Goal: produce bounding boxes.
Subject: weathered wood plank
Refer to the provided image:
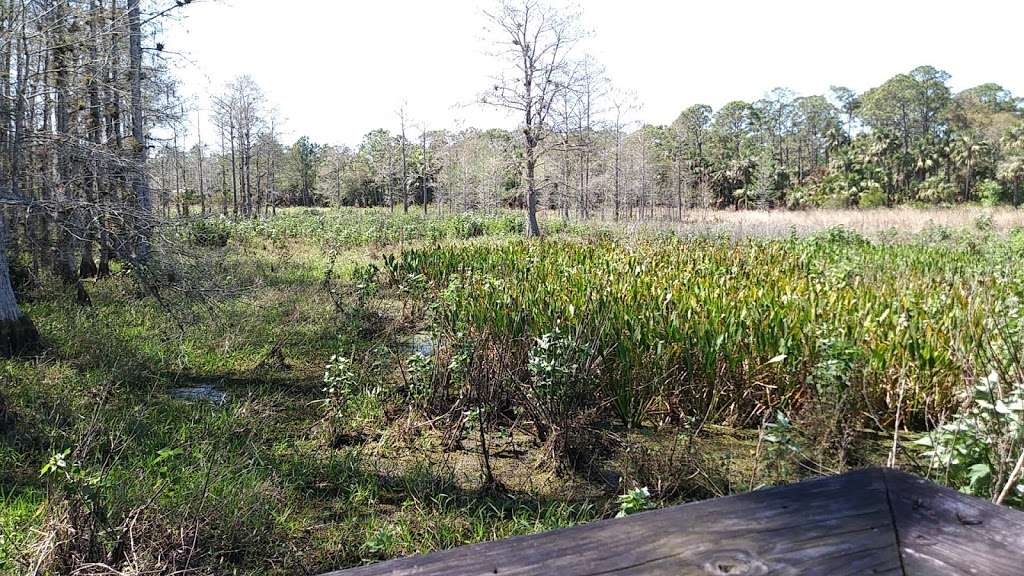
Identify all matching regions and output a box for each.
[327,468,903,576]
[884,468,1024,576]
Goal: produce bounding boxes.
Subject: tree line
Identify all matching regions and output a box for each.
[158,2,1024,230]
[322,66,1024,216]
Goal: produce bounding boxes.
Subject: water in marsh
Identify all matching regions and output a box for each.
[407,333,436,357]
[169,384,229,406]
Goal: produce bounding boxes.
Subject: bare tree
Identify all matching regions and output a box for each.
[211,76,267,218]
[609,90,639,222]
[196,109,206,214]
[398,105,410,213]
[0,0,192,356]
[482,0,583,237]
[420,123,430,215]
[129,0,152,257]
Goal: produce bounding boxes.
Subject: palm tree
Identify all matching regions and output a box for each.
[950,134,990,200]
[912,140,943,183]
[823,125,848,168]
[1001,125,1024,153]
[997,125,1024,205]
[863,132,899,197]
[997,156,1024,206]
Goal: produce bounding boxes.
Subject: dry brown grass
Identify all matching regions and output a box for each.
[577,206,1024,239]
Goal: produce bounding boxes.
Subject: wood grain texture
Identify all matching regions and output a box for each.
[326,468,903,576]
[324,468,1024,576]
[884,468,1024,576]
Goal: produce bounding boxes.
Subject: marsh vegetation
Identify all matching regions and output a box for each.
[2,1,1024,574]
[2,207,1023,574]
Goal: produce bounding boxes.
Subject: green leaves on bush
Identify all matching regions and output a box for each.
[916,371,1024,504]
[615,487,653,518]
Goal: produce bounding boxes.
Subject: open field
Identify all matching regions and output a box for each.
[2,208,1023,575]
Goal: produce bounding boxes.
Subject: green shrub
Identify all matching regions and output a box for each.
[915,371,1024,505]
[977,179,1005,207]
[615,487,653,517]
[858,184,888,208]
[1009,227,1024,254]
[526,329,596,437]
[452,215,485,239]
[188,218,232,247]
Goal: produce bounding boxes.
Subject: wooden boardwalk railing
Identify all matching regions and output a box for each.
[323,468,1024,575]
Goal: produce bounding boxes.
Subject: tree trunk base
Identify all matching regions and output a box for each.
[0,389,11,434]
[80,249,99,279]
[0,316,40,357]
[75,282,92,306]
[97,258,111,278]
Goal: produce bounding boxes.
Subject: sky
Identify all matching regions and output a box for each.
[162,0,1024,148]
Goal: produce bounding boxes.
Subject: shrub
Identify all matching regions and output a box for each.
[406,348,435,406]
[451,215,484,239]
[977,179,1005,207]
[915,371,1024,505]
[323,354,359,407]
[526,330,596,441]
[491,214,525,235]
[858,183,888,208]
[1009,227,1024,254]
[188,218,232,247]
[784,185,812,210]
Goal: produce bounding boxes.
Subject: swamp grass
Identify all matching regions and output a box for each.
[1,208,1021,574]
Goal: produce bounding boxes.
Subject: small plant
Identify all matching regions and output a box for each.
[406,350,434,406]
[916,371,1024,505]
[808,333,858,397]
[815,225,868,247]
[151,446,184,477]
[451,214,484,239]
[39,448,74,481]
[527,330,589,404]
[974,213,995,233]
[363,524,400,557]
[764,412,800,455]
[615,486,653,517]
[761,411,804,481]
[351,263,380,301]
[526,329,595,442]
[323,353,359,407]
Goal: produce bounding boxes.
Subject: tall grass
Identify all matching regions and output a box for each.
[390,227,1024,428]
[215,208,532,249]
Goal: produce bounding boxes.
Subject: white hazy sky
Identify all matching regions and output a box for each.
[163,0,1024,147]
